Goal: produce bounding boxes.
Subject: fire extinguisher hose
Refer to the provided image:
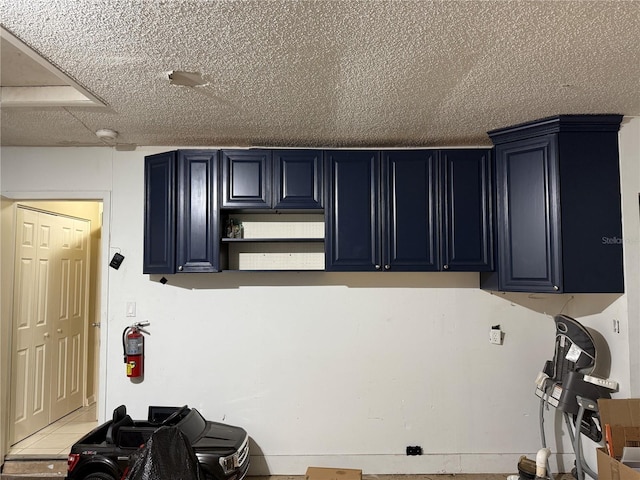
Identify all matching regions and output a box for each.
[122,326,131,363]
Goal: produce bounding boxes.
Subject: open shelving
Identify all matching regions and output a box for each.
[219,212,325,271]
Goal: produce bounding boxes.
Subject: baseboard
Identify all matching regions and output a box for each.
[246,453,577,476]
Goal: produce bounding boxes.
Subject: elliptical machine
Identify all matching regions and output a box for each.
[534,314,618,479]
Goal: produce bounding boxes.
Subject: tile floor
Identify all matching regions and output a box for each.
[7,404,97,457]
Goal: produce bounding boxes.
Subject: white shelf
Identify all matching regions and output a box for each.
[222,212,325,271]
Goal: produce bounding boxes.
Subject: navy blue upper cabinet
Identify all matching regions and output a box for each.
[325,149,493,272]
[493,136,561,291]
[325,150,381,271]
[221,149,323,209]
[176,150,220,272]
[383,150,439,271]
[441,149,493,271]
[325,150,441,272]
[273,150,323,209]
[144,151,176,274]
[221,150,272,208]
[481,115,624,293]
[143,150,220,274]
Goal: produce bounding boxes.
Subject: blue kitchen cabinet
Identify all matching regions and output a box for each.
[324,150,381,271]
[143,150,220,274]
[441,149,493,271]
[481,115,624,293]
[221,149,323,209]
[273,150,323,209]
[382,150,440,271]
[176,150,220,272]
[221,150,271,209]
[144,151,176,274]
[325,149,493,272]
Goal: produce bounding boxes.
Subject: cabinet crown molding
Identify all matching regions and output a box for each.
[488,114,623,145]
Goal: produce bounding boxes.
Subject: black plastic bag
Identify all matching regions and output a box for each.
[124,426,202,480]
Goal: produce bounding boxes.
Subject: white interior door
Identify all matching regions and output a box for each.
[12,208,54,442]
[11,207,90,443]
[50,216,89,421]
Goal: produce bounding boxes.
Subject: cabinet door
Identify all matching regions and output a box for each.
[382,150,439,271]
[495,135,562,291]
[176,150,220,272]
[325,150,380,271]
[143,151,176,274]
[441,149,493,271]
[221,150,271,208]
[273,150,323,209]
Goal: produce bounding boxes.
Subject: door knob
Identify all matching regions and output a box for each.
[56,328,62,333]
[44,332,50,338]
[91,323,101,328]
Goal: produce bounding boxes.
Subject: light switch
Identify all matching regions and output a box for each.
[126,302,136,317]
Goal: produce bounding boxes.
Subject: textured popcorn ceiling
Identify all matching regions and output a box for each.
[1,0,639,148]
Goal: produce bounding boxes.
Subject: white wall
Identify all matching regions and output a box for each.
[0,196,16,462]
[618,116,640,397]
[1,120,638,476]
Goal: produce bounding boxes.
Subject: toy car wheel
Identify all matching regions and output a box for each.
[81,472,116,480]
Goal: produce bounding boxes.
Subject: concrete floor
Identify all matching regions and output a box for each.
[4,408,577,480]
[1,473,577,480]
[254,476,576,480]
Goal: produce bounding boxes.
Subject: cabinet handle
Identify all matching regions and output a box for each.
[178,265,183,271]
[553,285,559,291]
[384,264,390,270]
[44,333,50,338]
[443,264,449,270]
[57,328,63,333]
[375,264,381,270]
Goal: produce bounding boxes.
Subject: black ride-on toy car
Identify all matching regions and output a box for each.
[65,405,249,480]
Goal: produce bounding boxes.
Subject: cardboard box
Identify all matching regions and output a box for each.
[621,447,640,469]
[306,467,362,480]
[597,399,640,480]
[598,448,640,480]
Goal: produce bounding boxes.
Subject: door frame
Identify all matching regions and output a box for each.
[1,191,111,460]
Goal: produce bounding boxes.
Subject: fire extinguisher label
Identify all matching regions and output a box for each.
[126,337,143,355]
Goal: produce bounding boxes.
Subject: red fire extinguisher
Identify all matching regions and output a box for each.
[122,321,150,378]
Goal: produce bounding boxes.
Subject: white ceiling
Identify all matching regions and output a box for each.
[1,1,639,149]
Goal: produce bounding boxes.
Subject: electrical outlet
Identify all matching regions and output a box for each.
[489,329,502,345]
[406,446,423,456]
